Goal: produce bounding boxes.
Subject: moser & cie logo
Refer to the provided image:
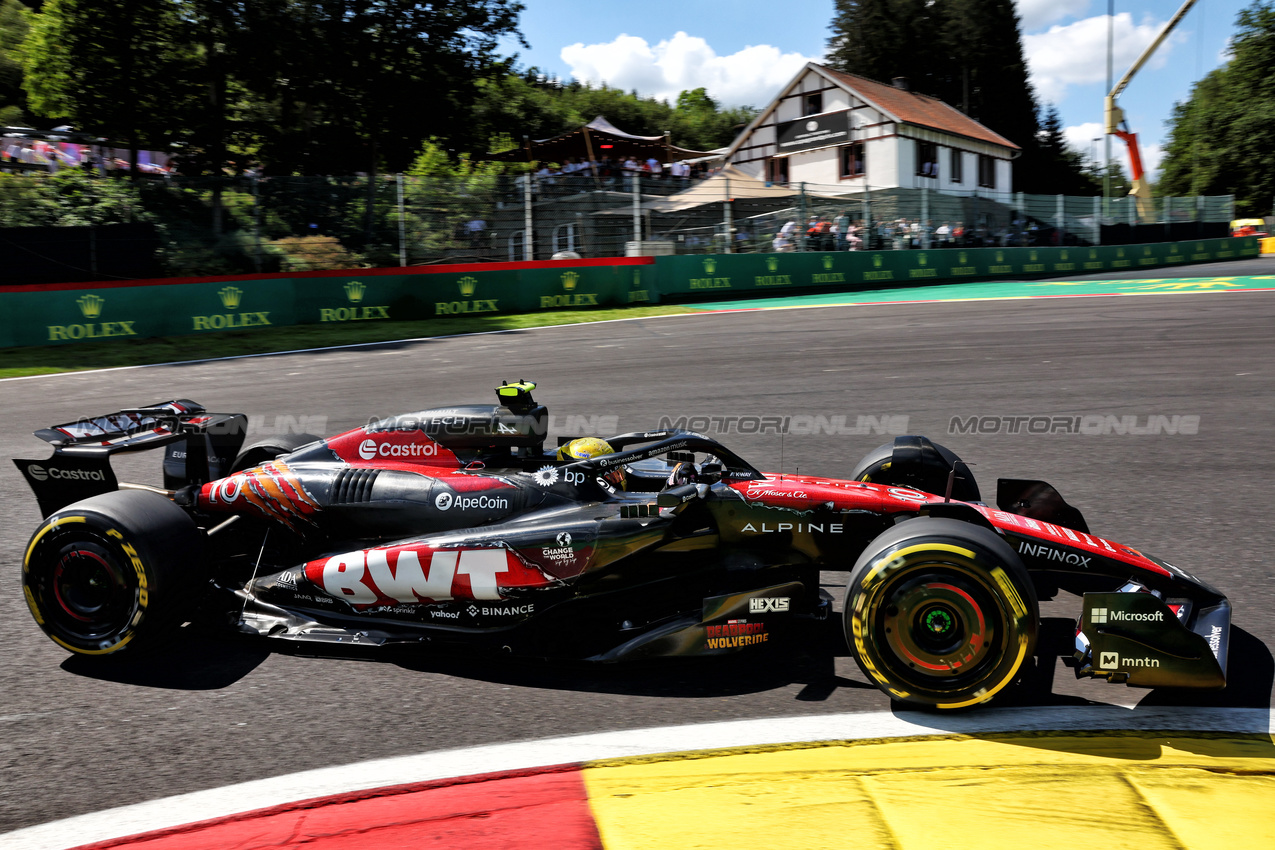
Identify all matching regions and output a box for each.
[321,280,391,323]
[690,256,730,290]
[192,285,271,330]
[48,293,139,341]
[436,276,499,316]
[540,270,599,308]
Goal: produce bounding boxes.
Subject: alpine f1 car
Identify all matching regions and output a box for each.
[15,382,1230,709]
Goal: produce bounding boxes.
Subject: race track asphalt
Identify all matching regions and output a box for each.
[1,261,1272,833]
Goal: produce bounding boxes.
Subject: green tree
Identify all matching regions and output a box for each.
[0,0,31,126]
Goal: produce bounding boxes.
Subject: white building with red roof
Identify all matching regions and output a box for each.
[725,63,1019,202]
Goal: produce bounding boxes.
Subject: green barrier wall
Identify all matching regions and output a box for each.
[0,238,1257,348]
[654,237,1258,296]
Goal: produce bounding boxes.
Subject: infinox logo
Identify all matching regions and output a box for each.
[26,465,105,482]
[358,438,438,460]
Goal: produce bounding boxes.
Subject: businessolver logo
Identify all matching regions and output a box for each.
[193,285,271,331]
[48,292,139,342]
[436,275,498,316]
[321,280,391,323]
[540,270,598,309]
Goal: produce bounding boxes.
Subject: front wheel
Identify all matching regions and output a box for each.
[845,517,1038,709]
[22,490,203,657]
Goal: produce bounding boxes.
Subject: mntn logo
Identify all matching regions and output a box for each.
[1099,651,1119,668]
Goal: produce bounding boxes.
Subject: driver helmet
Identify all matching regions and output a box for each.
[557,436,625,490]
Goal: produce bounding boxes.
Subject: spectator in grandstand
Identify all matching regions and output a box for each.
[934,221,952,246]
[645,156,662,177]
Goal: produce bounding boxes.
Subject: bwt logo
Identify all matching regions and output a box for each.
[218,286,244,309]
[77,294,105,318]
[458,276,478,297]
[344,281,366,303]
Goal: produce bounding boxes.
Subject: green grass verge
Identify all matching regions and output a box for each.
[0,305,693,379]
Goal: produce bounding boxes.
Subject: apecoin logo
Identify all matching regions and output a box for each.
[435,492,454,511]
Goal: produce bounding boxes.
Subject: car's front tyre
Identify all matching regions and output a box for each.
[845,517,1038,709]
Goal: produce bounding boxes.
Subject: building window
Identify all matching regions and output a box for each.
[768,156,789,185]
[916,141,938,177]
[950,148,963,183]
[978,154,996,189]
[804,92,822,116]
[840,143,865,178]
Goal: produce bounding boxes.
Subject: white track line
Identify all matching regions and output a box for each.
[2,706,1269,850]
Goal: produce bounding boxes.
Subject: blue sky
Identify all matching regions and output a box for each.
[504,0,1250,180]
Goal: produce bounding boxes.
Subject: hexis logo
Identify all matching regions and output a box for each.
[77,294,104,319]
[435,492,453,511]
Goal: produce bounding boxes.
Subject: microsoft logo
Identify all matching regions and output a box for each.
[1091,607,1108,624]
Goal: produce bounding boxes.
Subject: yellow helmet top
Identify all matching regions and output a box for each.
[557,437,625,489]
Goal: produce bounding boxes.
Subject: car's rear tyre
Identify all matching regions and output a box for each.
[231,433,320,473]
[845,517,1037,709]
[22,491,203,657]
[849,438,979,501]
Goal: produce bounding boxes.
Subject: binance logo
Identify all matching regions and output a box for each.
[458,276,478,297]
[218,286,244,309]
[77,294,104,319]
[561,271,579,291]
[344,281,366,303]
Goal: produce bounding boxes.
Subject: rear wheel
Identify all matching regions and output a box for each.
[845,517,1037,709]
[231,433,320,473]
[22,491,203,657]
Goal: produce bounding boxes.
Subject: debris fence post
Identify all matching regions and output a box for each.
[722,177,732,253]
[1094,196,1102,244]
[396,174,406,267]
[523,174,534,260]
[632,172,641,242]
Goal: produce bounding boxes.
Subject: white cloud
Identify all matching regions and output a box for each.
[1016,0,1089,32]
[1023,13,1184,104]
[559,32,818,108]
[1063,122,1165,180]
[1063,121,1106,163]
[1140,142,1164,181]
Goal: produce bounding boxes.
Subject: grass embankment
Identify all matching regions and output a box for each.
[0,305,692,379]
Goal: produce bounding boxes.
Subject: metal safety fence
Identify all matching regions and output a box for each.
[0,171,1238,284]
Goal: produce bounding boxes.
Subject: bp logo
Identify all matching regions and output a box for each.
[766,256,779,272]
[219,286,243,309]
[77,294,104,318]
[458,276,478,297]
[344,281,366,303]
[703,257,717,274]
[918,253,927,266]
[872,254,883,268]
[821,255,833,270]
[561,271,579,291]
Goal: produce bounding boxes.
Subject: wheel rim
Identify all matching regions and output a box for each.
[871,564,1005,689]
[41,536,137,644]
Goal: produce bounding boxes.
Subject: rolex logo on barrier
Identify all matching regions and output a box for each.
[1117,248,1125,258]
[1029,250,1037,261]
[703,258,716,274]
[437,275,497,316]
[958,252,968,264]
[767,256,779,272]
[995,250,1004,262]
[77,294,104,319]
[323,279,390,323]
[821,255,833,270]
[1061,250,1069,260]
[194,286,270,331]
[219,286,243,309]
[1144,246,1152,255]
[49,292,137,341]
[873,254,883,268]
[918,253,927,266]
[1090,248,1098,258]
[541,268,598,309]
[628,268,650,303]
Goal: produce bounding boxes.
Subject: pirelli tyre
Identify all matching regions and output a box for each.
[849,438,979,501]
[22,490,202,657]
[845,517,1038,709]
[231,432,320,473]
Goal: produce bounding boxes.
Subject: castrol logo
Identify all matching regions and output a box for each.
[358,438,437,460]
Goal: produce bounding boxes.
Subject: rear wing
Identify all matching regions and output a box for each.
[13,400,247,517]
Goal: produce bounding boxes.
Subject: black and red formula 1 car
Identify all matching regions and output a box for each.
[15,382,1230,709]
